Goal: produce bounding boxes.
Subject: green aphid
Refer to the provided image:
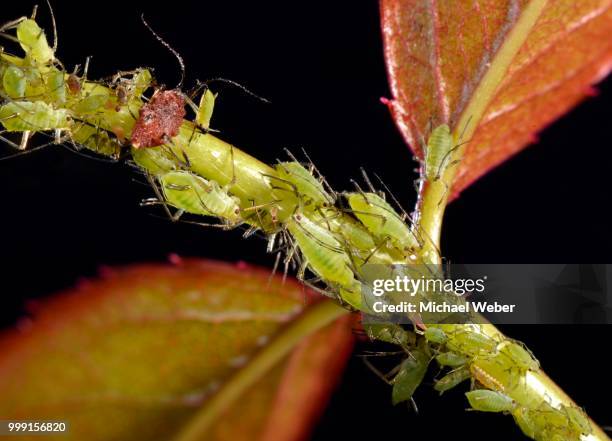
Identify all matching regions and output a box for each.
[391,349,430,405]
[16,19,55,65]
[346,191,418,252]
[2,65,27,98]
[0,101,70,132]
[434,366,471,394]
[160,170,241,223]
[72,94,108,114]
[424,327,447,344]
[499,340,539,372]
[435,351,469,368]
[562,405,592,435]
[287,211,356,289]
[465,389,515,413]
[45,70,66,104]
[275,161,334,206]
[196,88,216,130]
[313,207,376,252]
[364,323,413,348]
[425,124,454,180]
[446,330,497,356]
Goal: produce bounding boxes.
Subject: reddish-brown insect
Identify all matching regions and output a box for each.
[67,74,81,94]
[131,89,186,148]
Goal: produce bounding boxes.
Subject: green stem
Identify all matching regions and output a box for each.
[172,300,348,441]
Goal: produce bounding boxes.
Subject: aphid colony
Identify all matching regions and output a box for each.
[363,323,592,441]
[0,15,595,441]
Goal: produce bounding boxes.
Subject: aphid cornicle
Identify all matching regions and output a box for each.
[465,390,515,413]
[345,191,419,252]
[159,170,241,224]
[286,211,356,289]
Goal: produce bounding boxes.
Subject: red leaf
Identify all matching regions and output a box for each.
[381,0,612,197]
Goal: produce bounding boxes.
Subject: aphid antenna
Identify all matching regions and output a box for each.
[199,77,270,104]
[43,0,58,52]
[373,172,413,223]
[141,14,185,90]
[360,167,380,195]
[300,147,337,202]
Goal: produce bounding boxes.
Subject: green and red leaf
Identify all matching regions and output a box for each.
[381,0,612,197]
[0,260,354,441]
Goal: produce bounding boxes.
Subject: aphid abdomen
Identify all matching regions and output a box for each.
[425,124,453,179]
[160,171,215,216]
[16,19,55,65]
[2,65,27,99]
[434,366,470,393]
[436,351,469,368]
[196,88,216,130]
[346,192,418,252]
[288,213,355,288]
[275,161,332,206]
[499,341,540,372]
[201,181,242,223]
[313,207,376,252]
[131,89,186,148]
[0,101,70,132]
[465,390,515,413]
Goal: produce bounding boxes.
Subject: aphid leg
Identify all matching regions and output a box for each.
[144,173,178,221]
[19,131,31,150]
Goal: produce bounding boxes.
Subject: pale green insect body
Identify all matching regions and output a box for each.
[16,19,55,65]
[425,124,454,180]
[436,351,469,368]
[311,207,376,253]
[364,323,414,348]
[498,340,540,372]
[424,326,447,344]
[196,88,216,130]
[287,211,357,289]
[346,192,418,253]
[391,348,430,405]
[434,366,470,393]
[466,389,515,413]
[2,65,27,98]
[160,170,241,223]
[274,161,334,207]
[0,101,70,132]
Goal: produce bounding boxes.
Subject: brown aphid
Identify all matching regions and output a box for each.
[67,74,81,94]
[131,89,186,148]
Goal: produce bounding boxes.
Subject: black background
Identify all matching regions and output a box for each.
[1,1,610,439]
